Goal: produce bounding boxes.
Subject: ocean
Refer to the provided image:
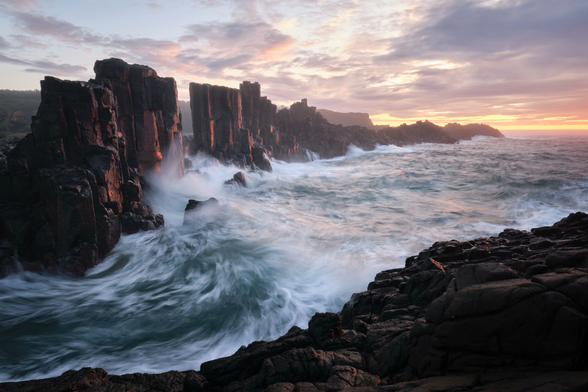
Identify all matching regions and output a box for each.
[1,134,587,382]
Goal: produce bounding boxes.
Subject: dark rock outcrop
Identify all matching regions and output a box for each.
[276,99,389,159]
[443,122,505,140]
[183,197,219,226]
[224,171,247,187]
[379,120,457,146]
[188,82,504,165]
[189,83,242,160]
[93,58,184,177]
[5,212,588,391]
[0,59,182,277]
[0,367,207,392]
[317,109,376,129]
[188,81,299,169]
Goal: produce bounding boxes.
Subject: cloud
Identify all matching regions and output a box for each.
[24,60,87,76]
[206,54,255,71]
[0,53,28,65]
[0,0,41,10]
[10,34,47,49]
[1,0,586,129]
[180,21,294,59]
[109,37,182,56]
[379,0,588,63]
[0,35,10,49]
[0,53,86,76]
[10,11,104,44]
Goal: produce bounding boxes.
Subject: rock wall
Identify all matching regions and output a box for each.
[189,82,285,170]
[189,83,242,159]
[93,58,184,177]
[275,99,387,159]
[0,59,183,277]
[189,82,504,165]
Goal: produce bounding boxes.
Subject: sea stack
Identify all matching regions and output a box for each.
[0,59,183,277]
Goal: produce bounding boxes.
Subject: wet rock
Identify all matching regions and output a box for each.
[252,145,272,171]
[189,83,241,159]
[94,58,184,177]
[0,58,182,277]
[183,198,219,226]
[224,171,247,187]
[308,313,343,348]
[4,212,588,391]
[0,367,206,392]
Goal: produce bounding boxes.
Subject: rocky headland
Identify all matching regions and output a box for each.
[1,212,587,391]
[0,57,532,392]
[0,58,185,277]
[0,58,505,278]
[317,109,377,129]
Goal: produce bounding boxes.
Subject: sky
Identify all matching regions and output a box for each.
[0,0,586,133]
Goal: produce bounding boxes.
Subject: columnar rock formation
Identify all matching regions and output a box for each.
[94,58,184,176]
[189,82,287,170]
[189,81,504,165]
[0,59,183,277]
[276,99,387,158]
[189,83,242,159]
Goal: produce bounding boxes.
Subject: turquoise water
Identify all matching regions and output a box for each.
[1,135,587,381]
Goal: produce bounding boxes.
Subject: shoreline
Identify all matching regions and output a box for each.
[2,211,587,391]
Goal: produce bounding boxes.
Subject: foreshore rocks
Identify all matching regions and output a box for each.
[0,59,182,277]
[4,212,588,391]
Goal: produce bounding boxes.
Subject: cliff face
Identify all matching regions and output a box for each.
[188,81,299,170]
[276,99,389,159]
[188,83,504,164]
[94,58,184,177]
[189,83,242,159]
[0,59,183,277]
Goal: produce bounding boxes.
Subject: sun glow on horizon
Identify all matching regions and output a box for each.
[370,113,588,134]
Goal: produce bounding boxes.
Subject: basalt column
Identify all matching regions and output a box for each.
[189,83,242,160]
[94,58,184,176]
[0,58,183,277]
[0,77,125,276]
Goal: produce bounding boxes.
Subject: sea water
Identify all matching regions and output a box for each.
[1,134,587,381]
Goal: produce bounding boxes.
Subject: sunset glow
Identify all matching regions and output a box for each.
[0,0,586,134]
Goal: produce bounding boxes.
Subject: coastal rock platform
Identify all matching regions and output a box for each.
[2,212,587,391]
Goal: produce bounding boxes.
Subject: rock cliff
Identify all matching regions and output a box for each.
[443,122,505,140]
[188,81,301,170]
[379,120,457,146]
[317,109,376,129]
[188,82,504,164]
[93,58,184,177]
[3,212,587,391]
[0,59,183,277]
